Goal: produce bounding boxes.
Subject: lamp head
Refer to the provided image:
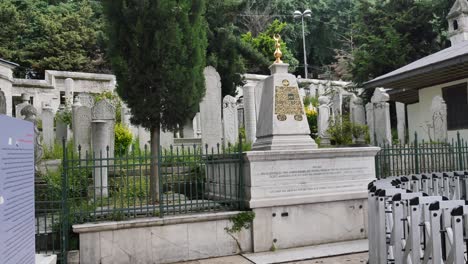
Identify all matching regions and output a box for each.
[303,9,312,17]
[293,10,302,19]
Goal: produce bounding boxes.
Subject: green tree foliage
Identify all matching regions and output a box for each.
[104,0,207,202]
[241,19,299,73]
[0,0,107,78]
[351,0,456,85]
[205,0,268,96]
[257,0,357,78]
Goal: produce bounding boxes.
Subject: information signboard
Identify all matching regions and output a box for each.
[0,115,35,264]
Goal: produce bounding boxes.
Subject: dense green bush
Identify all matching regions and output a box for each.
[115,123,133,155]
[327,115,369,145]
[55,108,72,125]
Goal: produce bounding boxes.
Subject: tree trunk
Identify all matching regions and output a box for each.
[150,125,160,204]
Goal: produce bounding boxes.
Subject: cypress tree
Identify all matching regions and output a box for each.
[104,0,207,202]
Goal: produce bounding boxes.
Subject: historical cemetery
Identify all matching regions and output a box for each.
[3,0,468,264]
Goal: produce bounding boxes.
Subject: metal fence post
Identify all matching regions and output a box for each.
[61,137,69,264]
[375,146,381,179]
[414,132,420,174]
[158,132,164,217]
[457,132,463,171]
[238,133,244,210]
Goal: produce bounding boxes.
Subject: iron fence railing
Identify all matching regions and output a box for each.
[375,132,468,178]
[35,179,64,262]
[35,135,245,263]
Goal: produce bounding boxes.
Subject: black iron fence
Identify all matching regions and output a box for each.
[35,136,245,263]
[375,132,468,178]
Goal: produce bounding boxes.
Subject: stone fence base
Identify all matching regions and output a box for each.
[73,212,252,264]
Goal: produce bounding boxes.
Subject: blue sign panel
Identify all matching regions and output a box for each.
[0,115,35,264]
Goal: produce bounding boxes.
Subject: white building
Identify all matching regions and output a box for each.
[364,0,468,142]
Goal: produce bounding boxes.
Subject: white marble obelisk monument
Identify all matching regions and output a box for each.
[252,34,317,150]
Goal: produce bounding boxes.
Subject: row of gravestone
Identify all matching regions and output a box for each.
[316,88,448,146]
[5,91,116,159]
[199,66,239,148]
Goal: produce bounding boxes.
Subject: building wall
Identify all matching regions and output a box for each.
[5,69,116,115]
[406,78,468,142]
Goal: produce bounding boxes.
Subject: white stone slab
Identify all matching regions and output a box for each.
[200,66,222,149]
[396,102,406,144]
[222,95,239,146]
[242,239,368,264]
[72,103,92,155]
[243,84,257,144]
[41,106,55,148]
[244,147,379,208]
[35,254,57,264]
[74,211,252,264]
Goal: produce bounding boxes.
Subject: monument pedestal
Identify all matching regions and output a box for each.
[243,147,379,252]
[252,63,317,151]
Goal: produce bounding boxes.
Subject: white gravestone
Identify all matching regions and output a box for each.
[0,115,36,264]
[243,83,257,143]
[222,95,239,146]
[92,120,110,197]
[317,96,331,146]
[254,80,265,122]
[15,93,30,119]
[55,105,69,143]
[350,95,366,125]
[138,126,151,150]
[192,112,201,138]
[350,95,366,144]
[395,102,406,144]
[367,88,392,145]
[330,88,342,120]
[72,100,92,156]
[77,93,95,108]
[430,95,448,142]
[182,118,195,139]
[0,89,6,115]
[92,99,115,156]
[121,105,131,127]
[237,103,244,128]
[64,78,74,107]
[160,129,174,149]
[121,104,138,138]
[252,62,316,150]
[200,66,222,150]
[41,105,55,148]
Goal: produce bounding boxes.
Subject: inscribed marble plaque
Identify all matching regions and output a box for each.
[275,86,304,118]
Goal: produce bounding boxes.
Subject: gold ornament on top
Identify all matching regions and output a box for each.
[273,34,283,63]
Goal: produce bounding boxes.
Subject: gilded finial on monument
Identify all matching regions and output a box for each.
[273,34,283,64]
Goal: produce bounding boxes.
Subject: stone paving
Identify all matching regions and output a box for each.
[285,252,368,264]
[173,252,368,264]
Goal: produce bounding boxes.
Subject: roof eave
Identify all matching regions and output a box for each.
[363,53,468,89]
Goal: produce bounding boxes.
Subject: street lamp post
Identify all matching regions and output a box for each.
[294,9,311,79]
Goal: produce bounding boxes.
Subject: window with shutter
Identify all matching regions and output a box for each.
[442,83,468,130]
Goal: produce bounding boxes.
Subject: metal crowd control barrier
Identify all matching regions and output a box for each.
[368,171,468,263]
